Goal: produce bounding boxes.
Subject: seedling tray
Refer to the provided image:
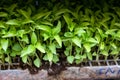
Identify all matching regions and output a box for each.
[0,59,120,80]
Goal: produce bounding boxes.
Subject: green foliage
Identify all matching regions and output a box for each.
[0,0,120,68]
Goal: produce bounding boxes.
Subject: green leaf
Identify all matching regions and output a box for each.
[3,27,16,38]
[110,50,118,55]
[95,33,101,43]
[72,37,81,48]
[22,55,28,63]
[36,42,45,53]
[47,52,53,62]
[100,42,105,50]
[42,33,50,41]
[64,32,74,37]
[63,14,71,27]
[83,43,91,53]
[11,51,17,57]
[70,22,75,32]
[114,23,120,27]
[52,21,61,35]
[19,9,30,19]
[81,22,90,27]
[54,35,62,47]
[101,50,108,56]
[49,43,56,54]
[21,35,29,44]
[74,28,86,36]
[31,32,37,44]
[21,45,35,57]
[34,58,41,68]
[17,30,25,37]
[97,28,105,37]
[87,38,98,44]
[43,54,48,61]
[12,43,22,51]
[82,54,86,59]
[93,52,97,56]
[1,39,9,52]
[6,19,20,26]
[100,22,108,29]
[110,42,117,49]
[75,54,81,59]
[52,55,59,63]
[67,56,74,64]
[35,25,51,32]
[55,9,70,16]
[75,47,81,54]
[116,30,120,38]
[105,29,117,35]
[5,57,10,63]
[87,52,92,60]
[40,21,53,26]
[0,12,8,17]
[0,22,5,28]
[32,11,51,20]
[2,32,16,38]
[21,19,34,25]
[64,49,70,56]
[75,59,83,64]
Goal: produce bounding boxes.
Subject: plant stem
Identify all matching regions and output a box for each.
[70,41,72,56]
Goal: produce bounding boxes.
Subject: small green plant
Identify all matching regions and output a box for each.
[0,0,120,68]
